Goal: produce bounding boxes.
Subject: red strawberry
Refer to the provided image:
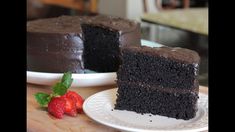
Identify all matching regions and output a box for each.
[48,97,66,119]
[61,96,77,117]
[64,91,84,112]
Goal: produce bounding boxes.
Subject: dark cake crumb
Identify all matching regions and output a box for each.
[115,82,198,120]
[82,24,121,72]
[115,46,200,120]
[117,47,200,89]
[149,120,152,122]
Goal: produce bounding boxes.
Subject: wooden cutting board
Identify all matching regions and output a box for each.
[27,84,208,132]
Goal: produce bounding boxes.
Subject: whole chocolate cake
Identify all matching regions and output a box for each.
[115,46,200,120]
[27,15,141,73]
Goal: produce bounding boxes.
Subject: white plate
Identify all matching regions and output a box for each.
[27,40,163,87]
[83,88,208,132]
[27,71,117,87]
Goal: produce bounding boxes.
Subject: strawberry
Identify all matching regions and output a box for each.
[64,91,84,112]
[35,72,85,119]
[48,97,66,119]
[61,96,77,117]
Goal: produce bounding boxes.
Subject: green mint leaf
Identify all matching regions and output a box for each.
[52,83,68,95]
[34,72,74,107]
[61,72,73,88]
[34,93,51,107]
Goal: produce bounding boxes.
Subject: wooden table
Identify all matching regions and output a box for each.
[141,8,208,36]
[27,83,208,132]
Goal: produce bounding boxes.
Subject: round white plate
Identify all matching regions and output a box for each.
[83,88,208,132]
[27,40,163,87]
[27,71,116,87]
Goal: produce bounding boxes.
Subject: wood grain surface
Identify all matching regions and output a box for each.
[27,83,208,132]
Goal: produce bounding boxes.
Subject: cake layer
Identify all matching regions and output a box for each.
[115,81,199,120]
[116,80,199,93]
[117,46,200,89]
[27,15,141,73]
[84,50,121,72]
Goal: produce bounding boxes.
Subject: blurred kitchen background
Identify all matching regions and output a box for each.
[27,0,208,86]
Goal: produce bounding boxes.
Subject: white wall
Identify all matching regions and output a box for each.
[126,0,158,21]
[98,0,159,21]
[126,0,143,20]
[98,0,127,18]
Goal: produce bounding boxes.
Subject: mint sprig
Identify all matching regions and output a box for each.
[34,93,51,107]
[52,83,68,96]
[34,72,73,107]
[61,71,73,88]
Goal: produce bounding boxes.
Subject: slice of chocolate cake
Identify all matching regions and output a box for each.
[27,15,140,73]
[115,46,200,120]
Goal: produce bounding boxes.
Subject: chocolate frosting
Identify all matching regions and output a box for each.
[27,15,139,34]
[27,32,84,73]
[122,46,200,64]
[27,16,86,34]
[82,15,139,33]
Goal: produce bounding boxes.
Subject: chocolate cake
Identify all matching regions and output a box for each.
[27,15,140,73]
[115,46,200,120]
